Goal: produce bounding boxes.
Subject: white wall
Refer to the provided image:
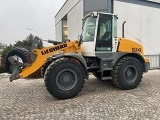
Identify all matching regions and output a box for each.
[114,0,160,55]
[55,21,62,42]
[55,0,81,25]
[55,0,83,41]
[68,0,83,40]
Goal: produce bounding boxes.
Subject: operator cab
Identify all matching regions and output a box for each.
[81,12,118,56]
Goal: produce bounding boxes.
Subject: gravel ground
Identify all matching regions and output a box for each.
[0,70,160,120]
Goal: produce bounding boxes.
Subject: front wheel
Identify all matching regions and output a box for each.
[112,56,143,90]
[44,58,85,99]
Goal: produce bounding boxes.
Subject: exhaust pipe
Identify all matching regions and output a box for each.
[122,21,126,38]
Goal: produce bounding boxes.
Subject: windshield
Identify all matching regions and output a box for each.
[82,17,97,42]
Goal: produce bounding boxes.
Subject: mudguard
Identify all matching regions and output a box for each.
[47,53,87,70]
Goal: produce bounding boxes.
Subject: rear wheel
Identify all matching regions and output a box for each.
[112,56,143,90]
[44,58,85,99]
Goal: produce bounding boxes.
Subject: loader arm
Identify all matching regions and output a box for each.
[9,40,81,81]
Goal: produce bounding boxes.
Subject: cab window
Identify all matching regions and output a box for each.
[96,14,113,51]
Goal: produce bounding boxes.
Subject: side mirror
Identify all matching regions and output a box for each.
[78,35,83,47]
[78,35,82,40]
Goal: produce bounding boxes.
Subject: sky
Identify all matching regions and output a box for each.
[0,0,66,45]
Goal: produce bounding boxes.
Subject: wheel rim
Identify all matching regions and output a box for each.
[9,55,23,72]
[123,65,138,83]
[56,68,77,90]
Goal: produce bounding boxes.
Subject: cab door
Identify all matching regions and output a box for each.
[95,14,113,51]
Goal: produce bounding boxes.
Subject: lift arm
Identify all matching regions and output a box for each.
[9,37,81,81]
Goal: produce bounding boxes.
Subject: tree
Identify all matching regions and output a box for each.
[0,34,43,74]
[14,34,34,50]
[1,34,35,59]
[1,44,13,59]
[0,44,13,73]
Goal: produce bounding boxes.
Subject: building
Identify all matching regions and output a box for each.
[55,0,160,68]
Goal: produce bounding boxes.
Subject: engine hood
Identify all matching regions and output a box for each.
[118,38,144,55]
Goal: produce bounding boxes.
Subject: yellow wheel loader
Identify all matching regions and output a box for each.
[9,12,150,99]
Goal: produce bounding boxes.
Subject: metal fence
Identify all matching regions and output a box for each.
[145,54,160,69]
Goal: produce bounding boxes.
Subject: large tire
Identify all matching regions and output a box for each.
[4,47,31,74]
[44,58,85,99]
[41,61,52,77]
[112,56,143,90]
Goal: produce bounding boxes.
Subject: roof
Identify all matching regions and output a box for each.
[55,0,68,18]
[145,0,160,4]
[55,0,160,18]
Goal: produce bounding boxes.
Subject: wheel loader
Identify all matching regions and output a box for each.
[8,12,150,99]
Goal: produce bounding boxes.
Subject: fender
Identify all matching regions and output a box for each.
[111,52,149,72]
[96,52,148,72]
[47,53,87,70]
